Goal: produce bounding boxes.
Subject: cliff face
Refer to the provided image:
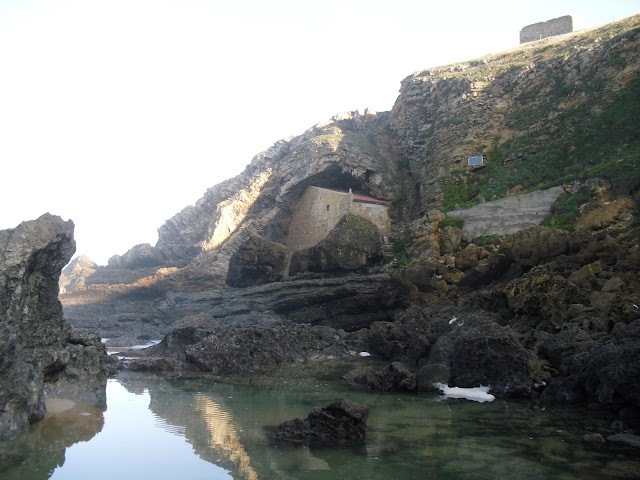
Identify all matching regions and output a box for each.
[61,16,640,347]
[65,16,640,292]
[80,109,408,288]
[0,214,116,440]
[54,17,640,426]
[390,16,640,214]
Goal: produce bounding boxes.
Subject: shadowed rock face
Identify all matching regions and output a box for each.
[0,214,116,440]
[226,235,288,287]
[274,399,369,444]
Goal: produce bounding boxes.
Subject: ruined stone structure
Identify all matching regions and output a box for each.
[520,15,573,44]
[286,186,391,255]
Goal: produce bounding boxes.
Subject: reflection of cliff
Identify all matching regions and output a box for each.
[194,395,258,480]
[0,402,105,480]
[124,372,257,480]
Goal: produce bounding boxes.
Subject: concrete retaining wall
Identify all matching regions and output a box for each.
[446,186,565,239]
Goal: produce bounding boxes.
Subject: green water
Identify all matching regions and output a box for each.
[2,361,639,479]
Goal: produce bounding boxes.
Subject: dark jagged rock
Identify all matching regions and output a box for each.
[505,226,570,268]
[455,243,487,270]
[576,321,640,414]
[399,262,436,292]
[0,214,116,440]
[64,273,413,344]
[274,399,369,444]
[607,433,640,449]
[583,433,606,448]
[345,362,416,392]
[416,364,450,392]
[364,307,431,366]
[132,319,350,374]
[504,266,587,331]
[226,235,288,287]
[449,324,533,397]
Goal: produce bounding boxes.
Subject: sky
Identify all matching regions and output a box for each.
[1,0,638,265]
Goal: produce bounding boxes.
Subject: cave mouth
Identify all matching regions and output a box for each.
[282,165,367,204]
[244,164,369,245]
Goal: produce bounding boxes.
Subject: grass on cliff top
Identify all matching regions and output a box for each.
[441,72,640,212]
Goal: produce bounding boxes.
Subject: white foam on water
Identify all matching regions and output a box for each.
[434,383,495,403]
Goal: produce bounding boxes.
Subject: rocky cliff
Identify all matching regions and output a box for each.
[62,16,639,291]
[0,214,116,441]
[59,16,640,424]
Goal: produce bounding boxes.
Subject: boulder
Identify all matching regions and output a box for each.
[576,320,640,423]
[583,433,606,448]
[449,324,533,397]
[416,364,450,392]
[607,433,640,449]
[504,266,587,331]
[400,262,436,292]
[345,362,416,392]
[343,366,382,390]
[506,226,569,267]
[226,235,288,287]
[455,243,485,270]
[365,311,431,366]
[537,328,593,373]
[576,198,635,231]
[0,214,116,440]
[458,253,512,288]
[274,399,369,444]
[289,213,382,275]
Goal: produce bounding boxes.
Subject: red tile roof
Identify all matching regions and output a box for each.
[351,193,391,206]
[318,187,392,206]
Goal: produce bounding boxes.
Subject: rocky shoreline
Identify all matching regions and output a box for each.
[11,14,636,451]
[118,218,639,435]
[0,214,117,441]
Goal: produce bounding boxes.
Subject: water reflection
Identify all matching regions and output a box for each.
[0,399,104,480]
[3,365,640,480]
[195,395,259,480]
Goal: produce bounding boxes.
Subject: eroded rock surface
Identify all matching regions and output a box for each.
[0,214,116,440]
[274,399,369,444]
[226,235,288,287]
[132,318,352,374]
[345,362,416,392]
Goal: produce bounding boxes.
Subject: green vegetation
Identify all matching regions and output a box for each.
[391,239,410,266]
[338,212,378,242]
[440,72,640,213]
[541,189,591,231]
[439,216,464,229]
[433,20,640,218]
[472,234,504,247]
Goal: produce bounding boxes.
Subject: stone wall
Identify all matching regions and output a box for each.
[351,202,392,239]
[286,186,352,253]
[286,186,392,253]
[520,15,573,44]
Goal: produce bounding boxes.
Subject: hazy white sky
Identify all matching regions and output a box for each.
[1,0,638,265]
